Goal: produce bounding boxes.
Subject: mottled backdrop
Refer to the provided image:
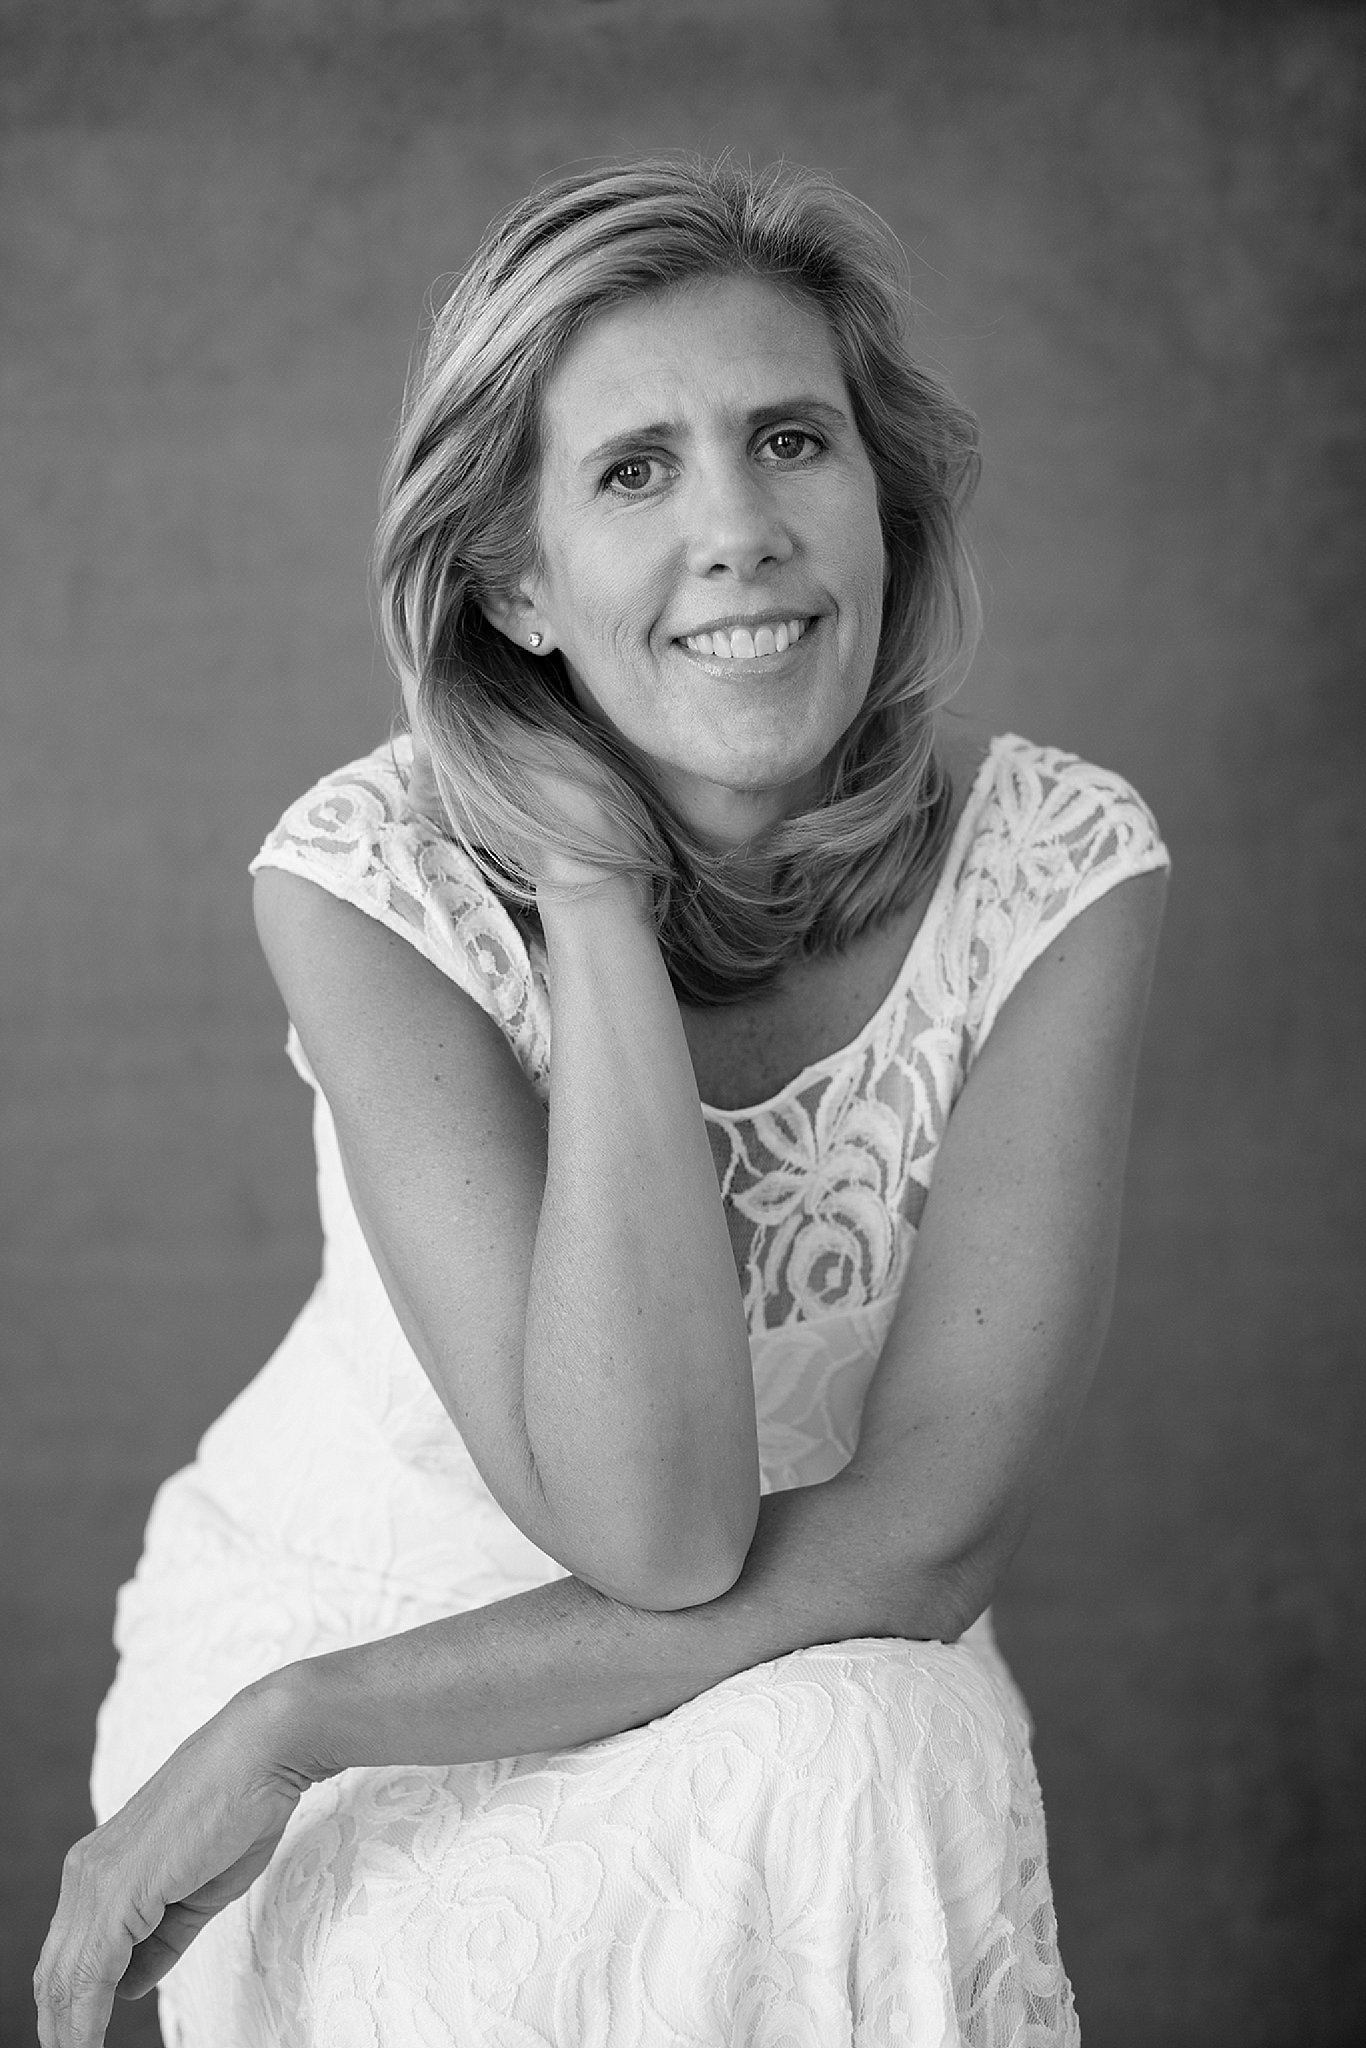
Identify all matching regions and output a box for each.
[3,3,1363,2043]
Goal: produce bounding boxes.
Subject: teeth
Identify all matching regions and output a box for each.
[683,617,808,659]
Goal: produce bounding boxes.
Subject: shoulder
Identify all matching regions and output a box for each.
[252,734,463,918]
[988,731,1165,855]
[931,727,1169,1055]
[945,728,1168,879]
[251,736,550,1091]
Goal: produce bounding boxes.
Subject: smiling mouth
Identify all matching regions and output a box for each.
[677,616,812,661]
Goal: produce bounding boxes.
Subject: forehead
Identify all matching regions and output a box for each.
[540,276,850,454]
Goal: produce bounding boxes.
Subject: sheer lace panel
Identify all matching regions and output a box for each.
[251,732,1168,1338]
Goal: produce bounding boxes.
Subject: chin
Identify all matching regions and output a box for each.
[729,725,852,798]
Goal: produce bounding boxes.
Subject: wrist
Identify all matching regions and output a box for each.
[536,866,654,931]
[242,1658,346,1786]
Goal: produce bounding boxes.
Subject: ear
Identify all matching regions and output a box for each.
[479,584,557,657]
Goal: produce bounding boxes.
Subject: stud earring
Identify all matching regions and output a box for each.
[528,632,543,650]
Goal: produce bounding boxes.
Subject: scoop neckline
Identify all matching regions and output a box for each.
[697,734,1014,1123]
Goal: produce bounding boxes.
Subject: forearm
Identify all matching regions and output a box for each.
[269,1477,967,1780]
[525,878,758,1599]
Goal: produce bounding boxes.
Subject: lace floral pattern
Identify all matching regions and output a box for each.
[252,732,1168,1339]
[115,1636,1071,2048]
[86,730,1165,2046]
[252,744,552,1094]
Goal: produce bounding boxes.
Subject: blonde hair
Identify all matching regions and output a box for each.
[374,155,980,1004]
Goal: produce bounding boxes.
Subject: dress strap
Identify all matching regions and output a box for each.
[959,735,1170,1059]
[249,736,551,1094]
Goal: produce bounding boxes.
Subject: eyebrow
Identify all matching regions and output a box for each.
[578,396,853,473]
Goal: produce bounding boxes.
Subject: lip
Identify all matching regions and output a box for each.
[671,609,818,642]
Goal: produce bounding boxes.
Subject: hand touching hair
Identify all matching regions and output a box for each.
[375,155,979,1003]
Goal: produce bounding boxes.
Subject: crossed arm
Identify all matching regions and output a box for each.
[36,855,1165,2047]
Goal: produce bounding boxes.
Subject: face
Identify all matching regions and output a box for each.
[504,275,886,847]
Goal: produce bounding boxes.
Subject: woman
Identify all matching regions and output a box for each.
[37,157,1169,2046]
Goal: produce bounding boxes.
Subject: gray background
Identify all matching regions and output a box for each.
[3,2,1363,2043]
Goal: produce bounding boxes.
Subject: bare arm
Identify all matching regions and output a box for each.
[37,867,1165,2042]
[259,861,1170,1766]
[526,877,759,1597]
[253,862,757,1612]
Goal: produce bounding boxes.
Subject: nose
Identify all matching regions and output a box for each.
[683,459,794,582]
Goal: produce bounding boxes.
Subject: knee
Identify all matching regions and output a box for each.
[739,1634,992,1718]
[677,1636,1011,1789]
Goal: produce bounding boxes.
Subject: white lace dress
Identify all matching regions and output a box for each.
[91,732,1168,2047]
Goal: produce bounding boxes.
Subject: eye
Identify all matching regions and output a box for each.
[758,428,823,466]
[603,455,668,496]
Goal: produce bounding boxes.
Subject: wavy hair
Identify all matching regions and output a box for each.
[374,155,980,1004]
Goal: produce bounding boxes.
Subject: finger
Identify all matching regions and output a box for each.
[114,1814,288,2002]
[116,1897,217,2001]
[405,741,445,820]
[34,1948,118,2048]
[36,1845,136,2048]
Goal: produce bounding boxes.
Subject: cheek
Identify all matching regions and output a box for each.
[859,494,887,598]
[560,588,661,733]
[832,484,885,610]
[582,577,678,714]
[843,535,885,648]
[563,542,654,652]
[833,517,886,709]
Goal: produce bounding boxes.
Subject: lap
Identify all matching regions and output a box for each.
[93,1480,1067,2043]
[153,1637,1060,2047]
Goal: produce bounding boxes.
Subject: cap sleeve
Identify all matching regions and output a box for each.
[965,735,1170,1058]
[249,736,550,1095]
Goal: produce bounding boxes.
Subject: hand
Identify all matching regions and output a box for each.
[35,1678,311,2048]
[408,733,651,906]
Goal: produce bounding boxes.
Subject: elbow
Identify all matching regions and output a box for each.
[611,1558,745,1614]
[533,1442,760,1613]
[917,1532,1007,1643]
[575,1502,758,1614]
[924,1569,989,1645]
[872,1534,1000,1646]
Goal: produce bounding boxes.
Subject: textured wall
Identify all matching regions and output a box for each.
[3,4,1363,2043]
